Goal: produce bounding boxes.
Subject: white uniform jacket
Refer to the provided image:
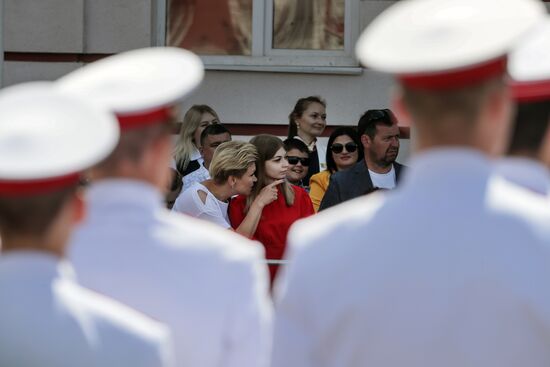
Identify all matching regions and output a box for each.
[69,180,272,367]
[495,157,550,195]
[0,251,174,367]
[273,149,550,367]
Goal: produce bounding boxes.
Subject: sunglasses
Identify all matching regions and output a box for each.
[330,142,358,154]
[287,156,310,166]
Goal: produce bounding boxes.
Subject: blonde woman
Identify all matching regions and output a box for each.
[172,105,219,178]
[173,141,281,234]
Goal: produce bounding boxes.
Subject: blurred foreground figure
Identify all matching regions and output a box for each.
[58,48,272,367]
[0,83,174,367]
[496,19,550,195]
[272,1,550,367]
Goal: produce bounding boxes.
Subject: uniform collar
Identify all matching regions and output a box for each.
[409,148,490,172]
[87,179,163,210]
[495,157,550,195]
[0,251,75,282]
[402,148,492,199]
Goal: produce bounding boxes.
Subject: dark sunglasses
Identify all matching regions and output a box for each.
[330,142,358,154]
[287,156,310,166]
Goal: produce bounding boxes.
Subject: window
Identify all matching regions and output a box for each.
[273,0,345,51]
[167,0,254,56]
[160,0,361,73]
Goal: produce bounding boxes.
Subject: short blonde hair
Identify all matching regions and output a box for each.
[209,141,258,184]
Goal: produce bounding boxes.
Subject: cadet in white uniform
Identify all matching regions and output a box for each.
[57,48,273,367]
[0,83,174,367]
[272,1,550,367]
[495,19,550,195]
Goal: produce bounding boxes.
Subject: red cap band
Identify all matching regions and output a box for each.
[0,173,80,196]
[399,57,508,90]
[509,79,550,103]
[116,106,173,130]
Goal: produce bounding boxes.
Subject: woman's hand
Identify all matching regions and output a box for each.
[254,179,285,208]
[235,179,285,238]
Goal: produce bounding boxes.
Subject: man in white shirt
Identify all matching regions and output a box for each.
[319,109,406,210]
[495,19,550,195]
[273,1,550,367]
[0,83,174,367]
[58,48,272,367]
[181,124,232,191]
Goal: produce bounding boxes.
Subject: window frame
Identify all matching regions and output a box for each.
[155,0,362,74]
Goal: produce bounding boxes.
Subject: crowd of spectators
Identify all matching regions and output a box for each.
[168,99,406,282]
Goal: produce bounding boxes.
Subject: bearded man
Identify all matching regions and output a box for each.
[319,109,406,210]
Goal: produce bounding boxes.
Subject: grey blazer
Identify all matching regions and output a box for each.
[318,160,406,211]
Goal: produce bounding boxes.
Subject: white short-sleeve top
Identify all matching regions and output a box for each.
[172,182,230,229]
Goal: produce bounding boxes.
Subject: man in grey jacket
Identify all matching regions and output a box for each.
[319,109,406,210]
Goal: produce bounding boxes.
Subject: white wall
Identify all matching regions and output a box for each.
[180,67,412,163]
[180,69,396,126]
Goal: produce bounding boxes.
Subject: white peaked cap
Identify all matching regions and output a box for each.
[509,18,550,102]
[356,0,546,90]
[56,47,204,129]
[0,82,119,195]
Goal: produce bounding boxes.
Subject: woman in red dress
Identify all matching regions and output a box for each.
[229,134,315,283]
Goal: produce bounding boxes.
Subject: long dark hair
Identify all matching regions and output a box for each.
[245,134,295,212]
[287,96,326,139]
[326,126,363,173]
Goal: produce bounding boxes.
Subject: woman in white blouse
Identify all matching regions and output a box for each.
[173,141,281,234]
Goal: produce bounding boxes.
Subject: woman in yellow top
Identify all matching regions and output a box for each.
[309,127,362,211]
